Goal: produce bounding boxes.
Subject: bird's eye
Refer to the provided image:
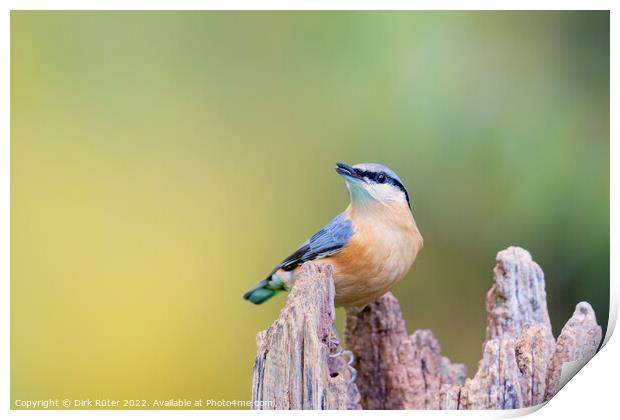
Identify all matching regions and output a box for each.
[377,173,387,183]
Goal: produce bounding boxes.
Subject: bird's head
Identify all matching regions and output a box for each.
[335,162,411,211]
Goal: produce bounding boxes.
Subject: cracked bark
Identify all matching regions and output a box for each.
[250,247,602,410]
[544,302,602,400]
[250,263,361,409]
[344,298,466,409]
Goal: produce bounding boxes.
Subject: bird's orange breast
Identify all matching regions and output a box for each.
[320,202,423,307]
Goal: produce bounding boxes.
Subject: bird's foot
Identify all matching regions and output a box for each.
[328,325,343,358]
[342,350,357,384]
[326,325,357,384]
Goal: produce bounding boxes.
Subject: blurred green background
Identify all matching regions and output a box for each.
[11,11,609,409]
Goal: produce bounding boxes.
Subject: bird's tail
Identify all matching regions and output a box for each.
[243,276,283,305]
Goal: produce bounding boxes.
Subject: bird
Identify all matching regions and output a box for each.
[243,162,423,308]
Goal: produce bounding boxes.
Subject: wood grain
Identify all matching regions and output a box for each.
[250,247,603,410]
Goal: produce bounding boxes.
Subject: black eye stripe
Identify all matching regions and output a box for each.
[389,178,411,209]
[355,169,411,209]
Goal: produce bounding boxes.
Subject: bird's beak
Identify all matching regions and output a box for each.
[335,162,364,182]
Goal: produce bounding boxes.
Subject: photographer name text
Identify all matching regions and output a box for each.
[14,398,273,409]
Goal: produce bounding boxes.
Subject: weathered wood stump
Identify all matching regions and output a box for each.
[344,295,466,409]
[250,246,603,410]
[250,264,361,409]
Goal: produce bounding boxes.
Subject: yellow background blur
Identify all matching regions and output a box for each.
[11,11,609,409]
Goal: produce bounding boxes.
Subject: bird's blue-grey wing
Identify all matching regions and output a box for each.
[277,213,353,272]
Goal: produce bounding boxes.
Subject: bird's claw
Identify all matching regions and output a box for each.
[327,325,356,384]
[328,328,343,358]
[342,350,357,383]
[329,348,343,358]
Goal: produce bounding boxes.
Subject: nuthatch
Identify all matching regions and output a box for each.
[244,162,423,308]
